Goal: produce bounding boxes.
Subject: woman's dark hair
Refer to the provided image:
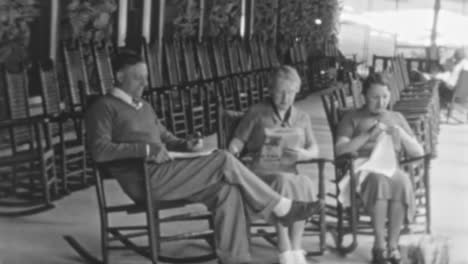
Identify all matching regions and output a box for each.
[362,73,390,95]
[112,49,144,74]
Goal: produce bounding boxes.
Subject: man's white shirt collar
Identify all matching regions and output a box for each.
[109,88,143,110]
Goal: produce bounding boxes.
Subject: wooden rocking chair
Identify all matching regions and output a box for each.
[320,84,432,255]
[216,97,328,257]
[0,64,57,217]
[64,95,218,264]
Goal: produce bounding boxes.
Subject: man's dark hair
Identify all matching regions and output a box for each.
[362,72,390,95]
[112,49,144,74]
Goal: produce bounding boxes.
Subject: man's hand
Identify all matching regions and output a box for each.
[228,138,244,158]
[186,132,204,152]
[148,143,173,164]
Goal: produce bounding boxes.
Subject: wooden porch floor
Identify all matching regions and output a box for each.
[0,93,467,263]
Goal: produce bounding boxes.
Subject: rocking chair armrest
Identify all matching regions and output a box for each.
[96,158,152,182]
[46,111,83,122]
[47,113,64,123]
[334,152,358,163]
[399,153,432,166]
[296,157,335,165]
[97,157,149,167]
[62,111,84,120]
[410,81,428,86]
[0,116,50,128]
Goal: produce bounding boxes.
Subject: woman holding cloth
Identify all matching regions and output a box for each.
[335,73,424,264]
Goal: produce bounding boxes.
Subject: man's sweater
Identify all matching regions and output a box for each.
[85,94,186,163]
[85,95,189,201]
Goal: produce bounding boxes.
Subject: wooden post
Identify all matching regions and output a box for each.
[50,0,59,60]
[157,0,165,45]
[142,0,152,43]
[117,0,128,47]
[240,0,246,37]
[198,0,205,42]
[273,0,280,43]
[429,0,441,60]
[246,0,255,38]
[157,0,165,67]
[30,0,51,63]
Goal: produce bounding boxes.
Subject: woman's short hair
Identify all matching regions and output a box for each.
[271,65,301,91]
[362,73,390,95]
[112,49,144,74]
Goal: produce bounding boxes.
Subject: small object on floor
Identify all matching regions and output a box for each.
[399,235,450,264]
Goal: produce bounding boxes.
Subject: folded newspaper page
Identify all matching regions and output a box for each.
[168,149,216,159]
[255,127,302,171]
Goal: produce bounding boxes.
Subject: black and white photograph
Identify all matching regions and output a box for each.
[0,0,465,263]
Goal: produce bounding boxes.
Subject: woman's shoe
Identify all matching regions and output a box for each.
[371,247,388,264]
[293,249,308,264]
[278,251,295,264]
[387,247,401,264]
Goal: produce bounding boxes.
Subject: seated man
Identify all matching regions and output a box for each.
[433,48,468,107]
[85,50,323,264]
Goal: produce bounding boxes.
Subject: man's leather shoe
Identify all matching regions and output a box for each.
[276,200,324,226]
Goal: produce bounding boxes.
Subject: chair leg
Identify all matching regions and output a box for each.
[64,236,104,264]
[49,161,58,199]
[446,103,452,123]
[61,151,69,194]
[82,153,89,186]
[206,215,217,250]
[424,166,431,234]
[146,208,159,264]
[10,165,17,196]
[41,159,52,205]
[336,202,344,250]
[318,162,327,254]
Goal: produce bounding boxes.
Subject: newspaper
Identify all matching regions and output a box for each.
[168,149,216,159]
[255,127,302,171]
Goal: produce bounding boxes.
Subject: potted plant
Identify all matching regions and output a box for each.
[0,0,40,66]
[62,0,117,43]
[206,0,240,37]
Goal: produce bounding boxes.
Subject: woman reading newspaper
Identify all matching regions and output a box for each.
[335,73,424,264]
[229,66,322,264]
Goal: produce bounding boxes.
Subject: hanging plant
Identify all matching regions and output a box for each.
[277,0,341,55]
[169,0,200,38]
[205,0,240,37]
[62,0,117,43]
[0,0,40,65]
[253,0,278,41]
